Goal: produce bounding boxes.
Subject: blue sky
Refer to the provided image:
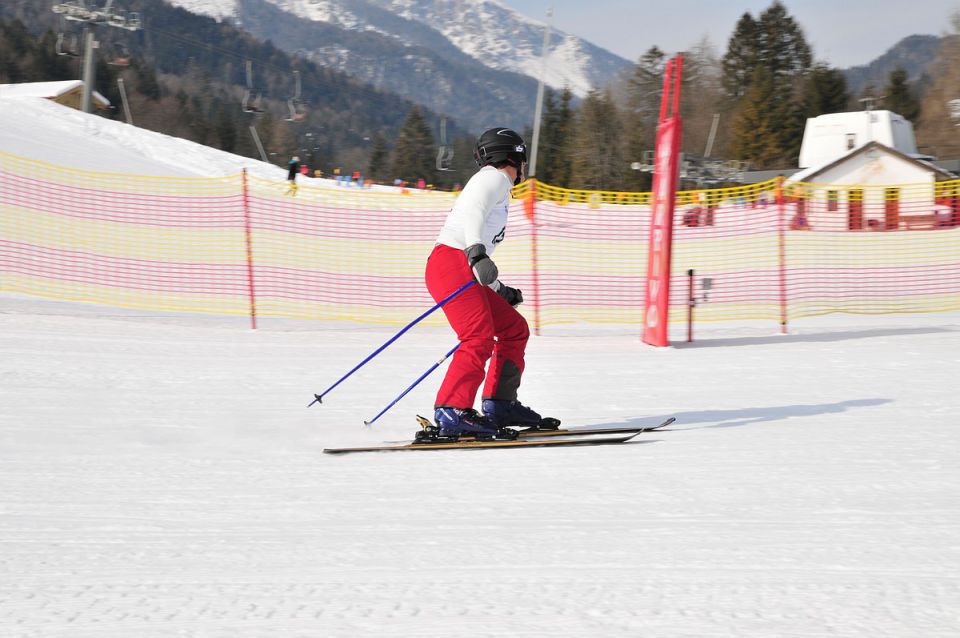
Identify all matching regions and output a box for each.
[503,1,955,68]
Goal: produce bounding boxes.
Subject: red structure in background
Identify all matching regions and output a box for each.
[642,55,683,347]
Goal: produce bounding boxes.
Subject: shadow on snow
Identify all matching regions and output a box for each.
[592,398,892,431]
[673,326,954,349]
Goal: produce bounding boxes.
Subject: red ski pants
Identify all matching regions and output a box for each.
[425,244,529,409]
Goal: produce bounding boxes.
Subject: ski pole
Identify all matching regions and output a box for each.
[308,280,474,407]
[363,343,460,426]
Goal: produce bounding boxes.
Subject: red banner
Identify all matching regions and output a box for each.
[642,56,683,347]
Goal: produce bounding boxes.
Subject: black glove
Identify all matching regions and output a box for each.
[496,282,524,307]
[464,243,498,286]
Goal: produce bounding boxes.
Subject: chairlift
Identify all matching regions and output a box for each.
[435,117,454,171]
[55,31,80,57]
[55,0,95,22]
[285,70,306,122]
[107,9,127,28]
[242,60,264,115]
[107,42,132,67]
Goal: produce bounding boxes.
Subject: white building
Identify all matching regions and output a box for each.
[787,111,956,231]
[798,110,923,169]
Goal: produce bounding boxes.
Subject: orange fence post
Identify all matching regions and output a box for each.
[776,175,788,334]
[525,179,541,336]
[241,168,258,330]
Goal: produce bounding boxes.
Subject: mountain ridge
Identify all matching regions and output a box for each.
[167,0,632,98]
[843,34,942,96]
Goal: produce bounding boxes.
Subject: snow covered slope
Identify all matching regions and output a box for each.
[1,296,958,636]
[0,96,286,178]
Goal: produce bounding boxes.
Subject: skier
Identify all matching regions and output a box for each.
[286,155,300,195]
[425,128,550,438]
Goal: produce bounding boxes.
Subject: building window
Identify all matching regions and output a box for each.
[848,189,864,230]
[885,188,900,231]
[846,133,856,150]
[827,190,838,211]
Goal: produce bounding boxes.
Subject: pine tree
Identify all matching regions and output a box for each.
[537,87,574,187]
[569,90,627,191]
[724,1,813,87]
[679,38,725,159]
[884,67,920,122]
[611,46,669,190]
[214,105,237,153]
[390,106,435,184]
[722,13,758,99]
[803,63,850,117]
[629,46,666,120]
[756,1,812,81]
[721,1,814,168]
[367,132,389,182]
[132,59,161,101]
[915,12,960,158]
[730,68,786,167]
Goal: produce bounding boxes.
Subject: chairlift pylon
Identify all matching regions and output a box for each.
[436,116,454,171]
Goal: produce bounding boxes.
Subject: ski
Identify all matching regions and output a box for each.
[323,430,650,455]
[410,415,676,440]
[514,417,676,438]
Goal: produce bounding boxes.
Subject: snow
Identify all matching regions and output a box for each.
[2,92,960,637]
[2,296,959,636]
[0,80,109,106]
[0,97,285,179]
[166,0,237,23]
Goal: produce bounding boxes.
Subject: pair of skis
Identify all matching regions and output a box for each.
[322,417,676,455]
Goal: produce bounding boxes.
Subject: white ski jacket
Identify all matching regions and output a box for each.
[435,166,512,256]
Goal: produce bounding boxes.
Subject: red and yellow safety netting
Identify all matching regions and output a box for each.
[2,149,959,331]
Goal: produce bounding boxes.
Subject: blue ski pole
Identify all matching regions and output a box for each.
[363,343,460,426]
[308,280,474,407]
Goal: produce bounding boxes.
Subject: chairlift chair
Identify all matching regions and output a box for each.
[55,31,80,57]
[125,11,142,30]
[107,10,126,28]
[285,70,306,122]
[108,42,132,67]
[242,90,264,114]
[242,60,265,115]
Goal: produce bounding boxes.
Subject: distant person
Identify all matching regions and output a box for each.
[286,156,300,196]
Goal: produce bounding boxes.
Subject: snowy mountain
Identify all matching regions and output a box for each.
[165,0,631,98]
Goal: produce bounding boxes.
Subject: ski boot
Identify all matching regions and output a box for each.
[422,407,504,442]
[481,399,561,431]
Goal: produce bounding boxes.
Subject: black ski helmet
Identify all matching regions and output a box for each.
[474,128,527,184]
